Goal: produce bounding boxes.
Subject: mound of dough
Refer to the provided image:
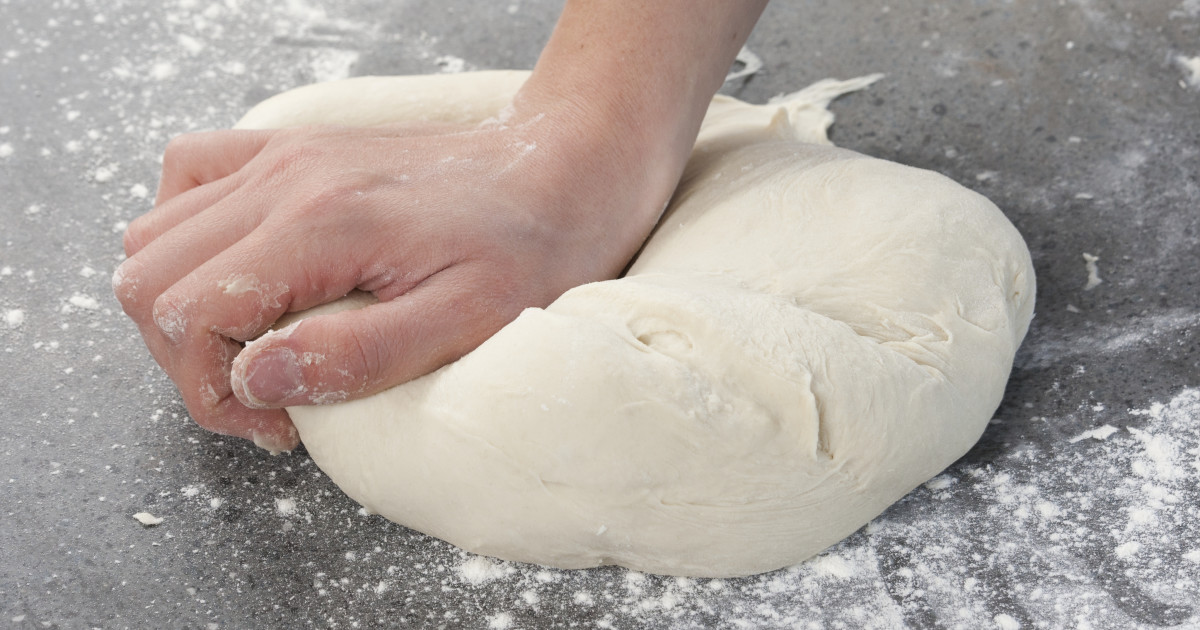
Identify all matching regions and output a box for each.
[237,71,1035,577]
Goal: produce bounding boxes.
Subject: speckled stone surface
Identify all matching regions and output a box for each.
[1,1,1197,628]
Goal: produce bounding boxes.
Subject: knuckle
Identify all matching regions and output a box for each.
[151,292,193,345]
[273,176,370,233]
[161,133,201,166]
[302,181,360,220]
[111,262,133,304]
[111,261,144,312]
[338,323,385,390]
[260,142,320,183]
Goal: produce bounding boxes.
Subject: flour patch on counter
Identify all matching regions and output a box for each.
[1017,308,1200,370]
[839,388,1200,627]
[1176,55,1200,89]
[486,612,514,629]
[457,556,512,586]
[66,294,101,311]
[311,49,360,83]
[276,497,298,516]
[1069,424,1119,443]
[435,55,468,73]
[4,309,24,329]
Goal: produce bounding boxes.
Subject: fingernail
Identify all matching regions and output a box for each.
[252,425,299,456]
[239,347,305,407]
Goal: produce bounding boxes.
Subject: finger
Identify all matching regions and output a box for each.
[121,282,298,453]
[123,173,243,257]
[145,278,302,452]
[155,129,276,205]
[142,227,377,446]
[187,336,300,454]
[114,187,271,416]
[229,262,526,408]
[115,196,301,450]
[114,186,270,319]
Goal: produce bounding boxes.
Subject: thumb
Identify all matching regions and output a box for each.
[230,268,525,408]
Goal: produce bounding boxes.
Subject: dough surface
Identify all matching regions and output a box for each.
[237,71,1035,577]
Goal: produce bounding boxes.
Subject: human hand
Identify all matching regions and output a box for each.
[115,0,767,453]
[114,105,676,452]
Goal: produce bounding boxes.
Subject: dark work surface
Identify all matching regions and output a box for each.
[1,1,1197,628]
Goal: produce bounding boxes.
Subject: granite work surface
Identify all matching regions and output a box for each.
[1,1,1198,628]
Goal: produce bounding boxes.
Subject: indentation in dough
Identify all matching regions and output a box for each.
[635,329,694,355]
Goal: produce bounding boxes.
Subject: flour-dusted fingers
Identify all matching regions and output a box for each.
[154,129,276,206]
[113,187,271,320]
[188,355,300,454]
[140,234,365,450]
[230,262,525,408]
[114,187,276,405]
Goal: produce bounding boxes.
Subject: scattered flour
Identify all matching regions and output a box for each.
[150,60,177,80]
[995,613,1021,629]
[435,54,467,73]
[4,309,24,328]
[1069,424,1119,443]
[394,388,1195,629]
[67,294,101,310]
[808,553,855,580]
[276,497,298,516]
[1176,55,1200,89]
[1018,308,1200,370]
[486,611,514,629]
[1115,541,1142,559]
[457,556,512,586]
[310,49,360,83]
[1171,0,1200,18]
[3,2,1193,628]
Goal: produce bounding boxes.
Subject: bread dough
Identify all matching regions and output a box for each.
[236,71,1035,577]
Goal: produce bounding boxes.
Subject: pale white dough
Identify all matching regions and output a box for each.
[236,71,1035,577]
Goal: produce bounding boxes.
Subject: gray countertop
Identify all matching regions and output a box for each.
[2,1,1198,628]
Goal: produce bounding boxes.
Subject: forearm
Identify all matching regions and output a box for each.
[515,1,768,220]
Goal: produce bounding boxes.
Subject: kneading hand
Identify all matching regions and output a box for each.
[114,110,672,452]
[114,0,766,452]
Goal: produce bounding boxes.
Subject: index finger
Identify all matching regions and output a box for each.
[155,129,275,205]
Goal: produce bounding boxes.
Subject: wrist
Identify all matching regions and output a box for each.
[520,56,700,176]
[514,0,768,189]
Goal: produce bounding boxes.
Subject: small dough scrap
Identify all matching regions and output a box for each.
[132,512,164,526]
[237,71,1035,577]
